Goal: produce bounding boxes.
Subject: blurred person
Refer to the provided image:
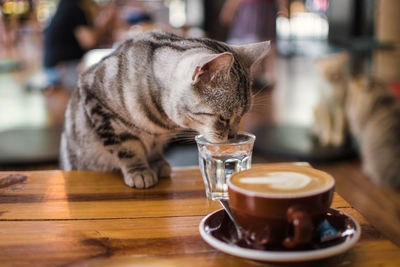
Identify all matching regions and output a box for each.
[0,10,7,57]
[43,0,117,90]
[220,0,288,87]
[0,3,19,58]
[0,0,41,59]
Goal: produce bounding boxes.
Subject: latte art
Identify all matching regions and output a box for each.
[239,172,311,190]
[229,166,334,197]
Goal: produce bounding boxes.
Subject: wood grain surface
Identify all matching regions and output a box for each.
[314,160,400,248]
[0,166,399,266]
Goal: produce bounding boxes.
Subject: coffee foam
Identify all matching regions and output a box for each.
[238,172,312,190]
[229,166,334,197]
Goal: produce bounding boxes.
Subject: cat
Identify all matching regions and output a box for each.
[346,77,400,189]
[312,52,349,147]
[60,30,270,189]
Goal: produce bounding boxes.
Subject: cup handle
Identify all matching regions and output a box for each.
[283,205,313,248]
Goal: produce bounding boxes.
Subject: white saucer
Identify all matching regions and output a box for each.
[199,208,361,263]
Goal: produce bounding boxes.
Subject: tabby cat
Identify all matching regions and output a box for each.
[60,31,270,188]
[346,77,400,189]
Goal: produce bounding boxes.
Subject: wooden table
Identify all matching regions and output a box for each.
[0,166,399,266]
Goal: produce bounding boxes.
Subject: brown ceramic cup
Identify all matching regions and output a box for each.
[227,165,335,248]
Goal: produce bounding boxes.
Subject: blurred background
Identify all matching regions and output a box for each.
[0,0,399,168]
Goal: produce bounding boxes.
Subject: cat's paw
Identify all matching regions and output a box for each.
[123,169,158,189]
[151,158,171,178]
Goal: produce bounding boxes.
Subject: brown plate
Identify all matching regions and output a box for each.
[199,208,361,262]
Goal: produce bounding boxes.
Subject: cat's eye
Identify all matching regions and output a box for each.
[192,112,214,117]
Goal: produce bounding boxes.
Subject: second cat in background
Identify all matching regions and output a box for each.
[313,52,400,189]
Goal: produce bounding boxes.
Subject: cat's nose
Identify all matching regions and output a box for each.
[228,132,237,140]
[228,128,237,140]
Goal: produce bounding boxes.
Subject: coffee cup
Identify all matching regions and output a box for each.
[227,165,335,248]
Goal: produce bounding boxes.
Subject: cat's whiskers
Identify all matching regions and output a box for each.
[249,101,271,112]
[250,94,271,106]
[250,87,267,98]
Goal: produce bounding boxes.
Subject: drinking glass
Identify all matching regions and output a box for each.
[195,132,255,200]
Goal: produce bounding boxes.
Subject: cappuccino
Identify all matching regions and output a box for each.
[229,165,334,197]
[228,164,335,248]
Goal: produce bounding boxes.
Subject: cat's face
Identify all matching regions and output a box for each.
[316,52,349,84]
[182,69,250,143]
[172,42,270,143]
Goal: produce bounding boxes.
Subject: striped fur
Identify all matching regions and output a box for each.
[60,31,269,188]
[346,77,400,189]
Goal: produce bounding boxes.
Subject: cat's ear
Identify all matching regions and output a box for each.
[192,52,234,84]
[230,41,270,69]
